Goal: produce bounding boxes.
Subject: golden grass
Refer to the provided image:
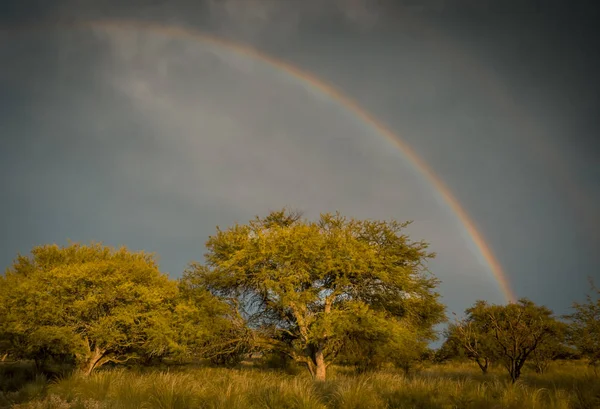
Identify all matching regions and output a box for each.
[3,360,599,409]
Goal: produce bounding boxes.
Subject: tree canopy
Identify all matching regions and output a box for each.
[0,209,594,383]
[0,243,180,375]
[446,300,499,374]
[490,299,562,381]
[186,209,446,380]
[175,271,254,366]
[450,298,563,382]
[565,280,600,369]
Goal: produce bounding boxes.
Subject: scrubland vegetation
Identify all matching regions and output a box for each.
[2,360,599,409]
[1,209,598,408]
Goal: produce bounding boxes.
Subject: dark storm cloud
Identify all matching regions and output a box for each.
[1,0,599,320]
[0,22,506,318]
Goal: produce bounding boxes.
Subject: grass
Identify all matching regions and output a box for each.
[1,360,599,409]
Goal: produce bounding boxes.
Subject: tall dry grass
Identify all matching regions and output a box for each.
[3,360,599,409]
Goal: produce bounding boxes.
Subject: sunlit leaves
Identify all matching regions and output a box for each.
[565,280,600,367]
[0,242,179,374]
[449,298,564,382]
[188,209,446,379]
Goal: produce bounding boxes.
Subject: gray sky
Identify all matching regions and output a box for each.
[1,0,598,321]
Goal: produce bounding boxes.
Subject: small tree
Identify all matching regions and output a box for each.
[435,336,464,363]
[0,243,180,375]
[565,279,600,372]
[0,284,13,362]
[448,301,499,374]
[454,299,562,382]
[175,271,255,366]
[337,319,428,374]
[487,299,561,382]
[188,209,445,380]
[528,322,568,374]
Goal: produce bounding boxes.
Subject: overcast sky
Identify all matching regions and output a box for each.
[1,0,598,320]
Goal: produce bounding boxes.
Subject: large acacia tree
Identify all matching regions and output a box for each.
[187,209,445,380]
[0,243,181,375]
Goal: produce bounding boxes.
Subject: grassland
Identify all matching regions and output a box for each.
[1,360,598,409]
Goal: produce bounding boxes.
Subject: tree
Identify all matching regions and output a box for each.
[187,209,445,380]
[447,301,499,374]
[528,329,568,374]
[452,299,562,382]
[337,318,429,375]
[0,243,180,375]
[486,299,561,382]
[0,281,13,362]
[565,279,600,372]
[175,270,255,366]
[435,335,464,363]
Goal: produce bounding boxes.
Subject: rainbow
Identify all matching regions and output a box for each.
[0,19,518,302]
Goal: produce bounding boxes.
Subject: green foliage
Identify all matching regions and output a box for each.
[435,334,465,363]
[0,243,180,375]
[447,300,500,374]
[260,351,298,373]
[176,272,254,366]
[565,279,600,369]
[450,299,564,382]
[4,207,598,408]
[339,327,428,375]
[187,209,445,380]
[487,299,564,382]
[527,324,570,374]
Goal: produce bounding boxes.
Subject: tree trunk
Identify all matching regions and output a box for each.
[34,355,47,373]
[509,361,516,383]
[81,346,105,376]
[314,347,326,381]
[312,296,332,381]
[508,359,523,383]
[305,360,316,378]
[514,361,523,381]
[476,357,489,374]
